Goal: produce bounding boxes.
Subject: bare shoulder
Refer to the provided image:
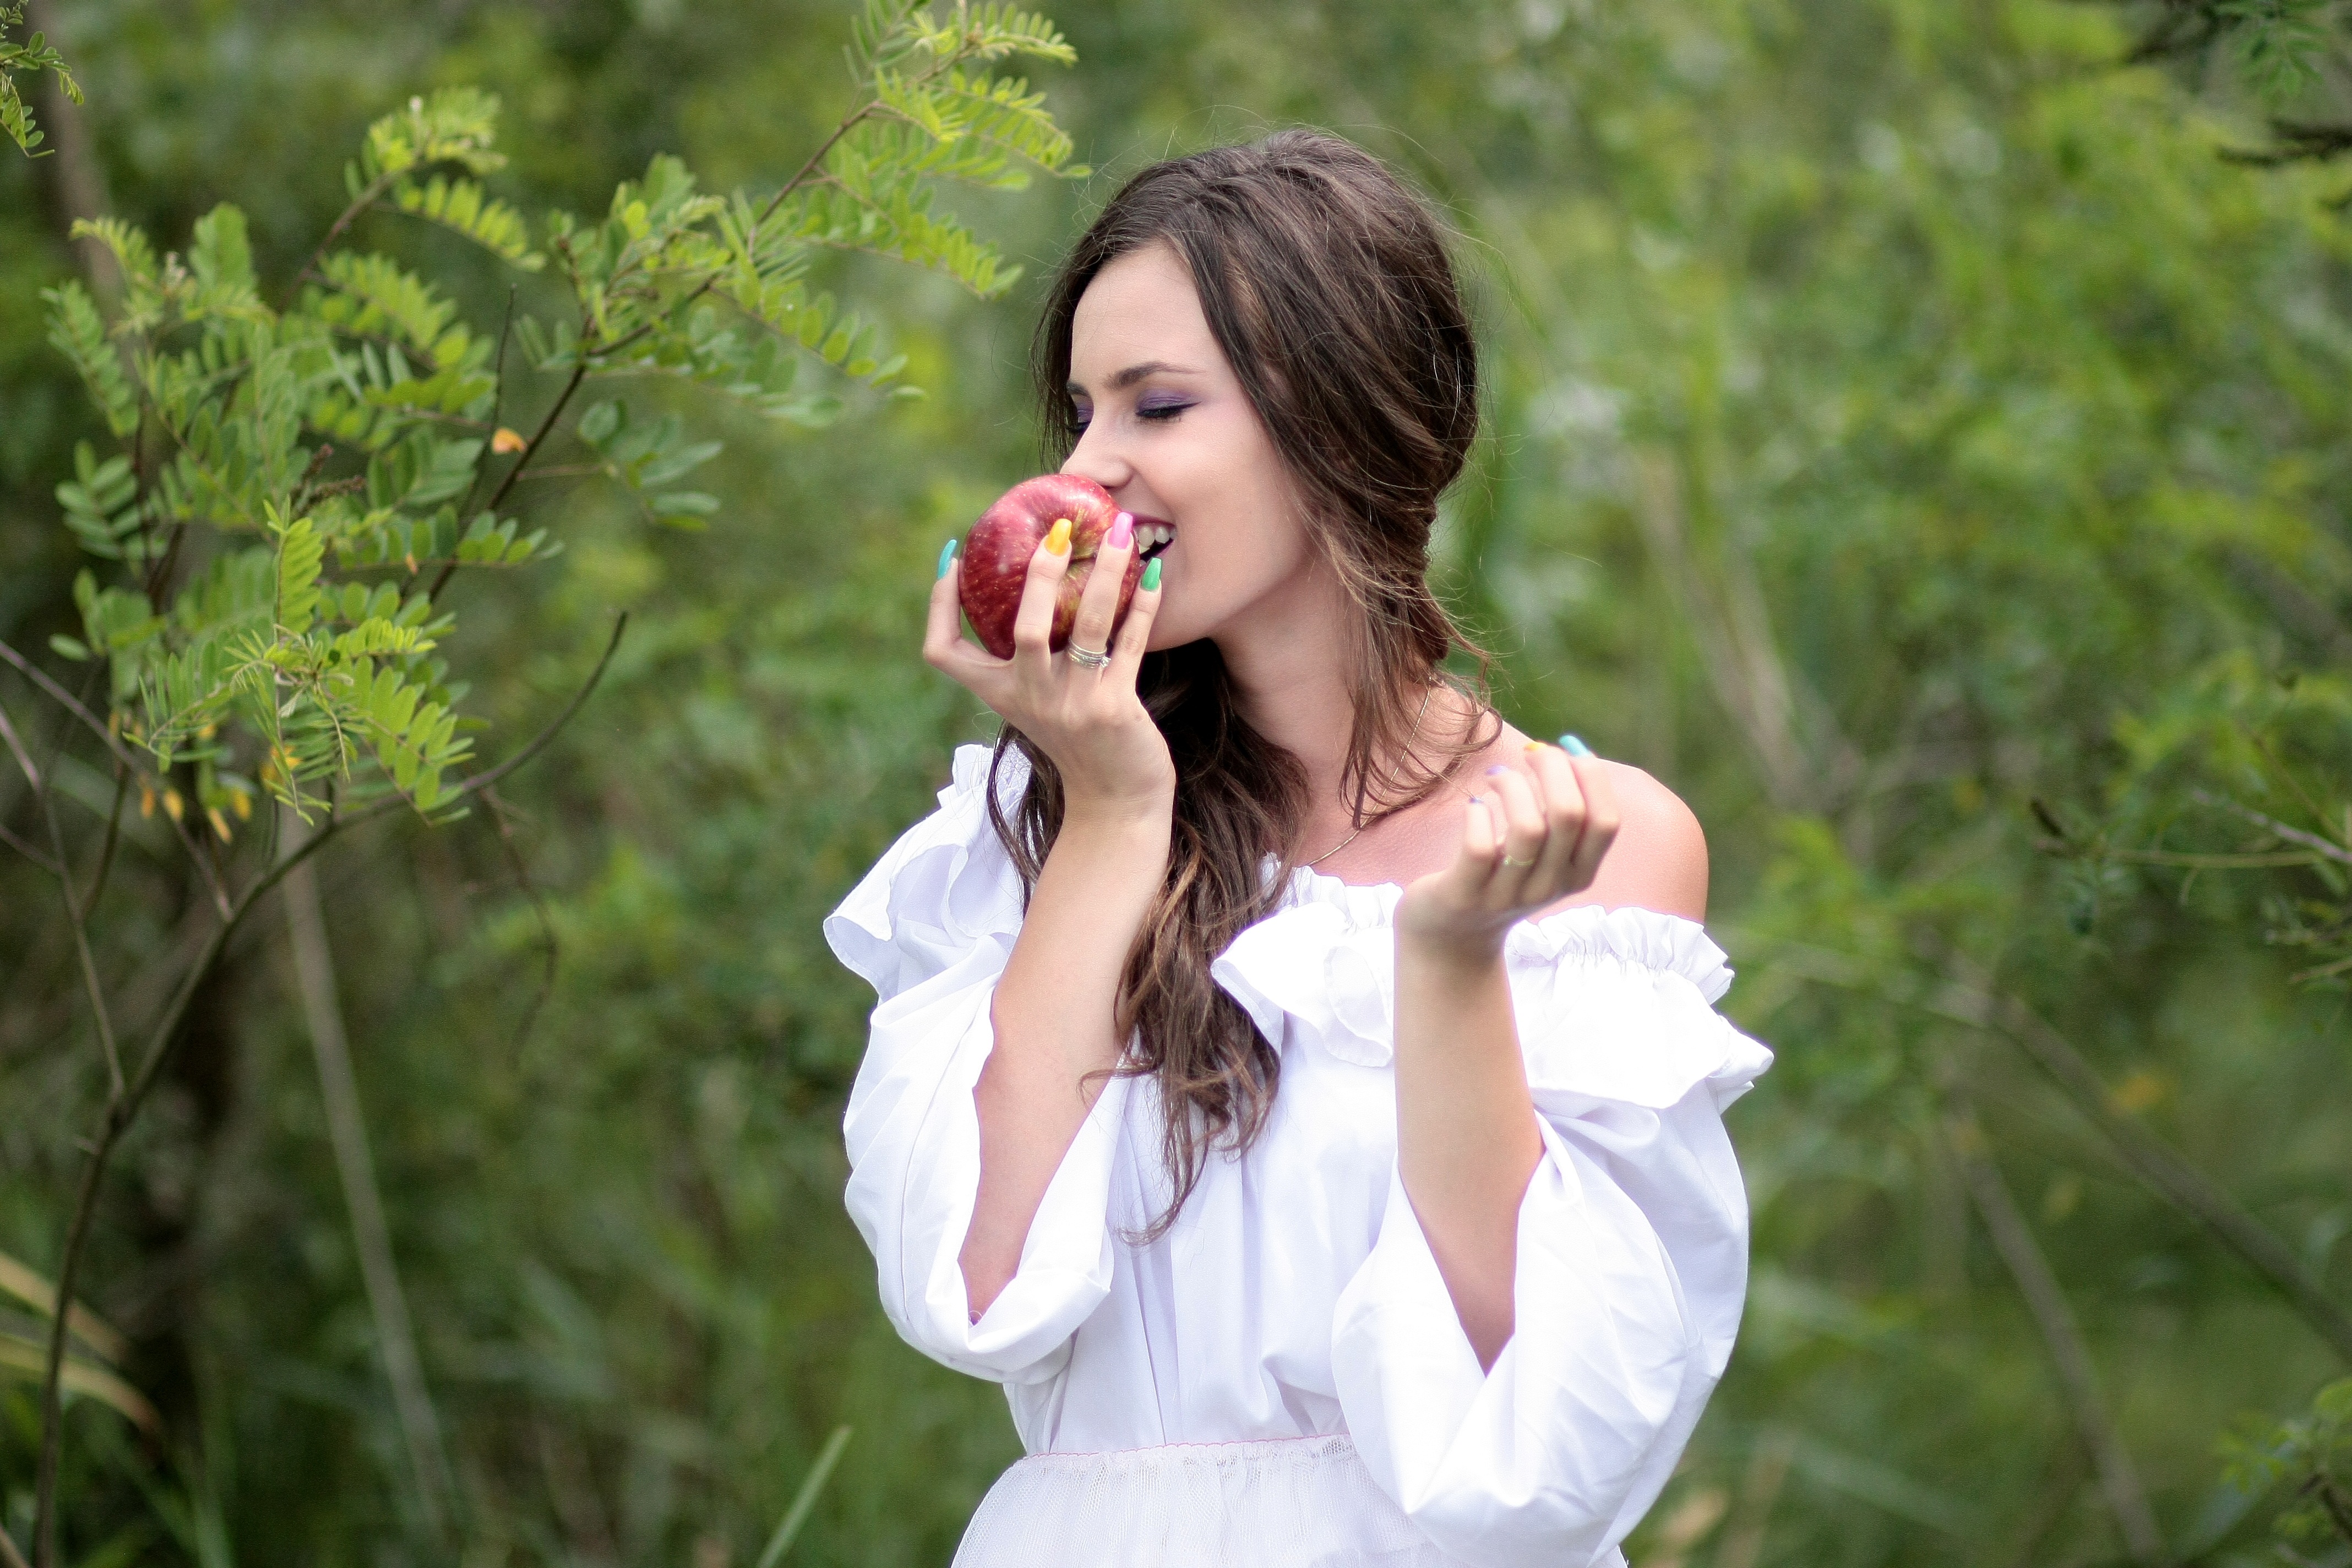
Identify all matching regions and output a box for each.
[1562,759,1709,923]
[1475,711,1710,923]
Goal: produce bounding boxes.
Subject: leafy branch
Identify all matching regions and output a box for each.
[0,0,77,158]
[10,4,1081,1559]
[8,613,624,1566]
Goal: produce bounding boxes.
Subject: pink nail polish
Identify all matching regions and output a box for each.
[1108,511,1134,550]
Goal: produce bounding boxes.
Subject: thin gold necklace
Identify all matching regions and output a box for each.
[1301,685,1438,869]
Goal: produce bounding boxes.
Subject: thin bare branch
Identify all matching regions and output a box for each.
[2191,788,2352,867]
[1957,990,2352,1361]
[0,820,60,874]
[0,693,43,791]
[483,785,558,1054]
[1945,1097,2168,1565]
[77,764,126,923]
[0,638,232,917]
[281,809,456,1544]
[1,700,120,1094]
[2035,841,2321,869]
[429,360,588,602]
[1746,933,2352,1365]
[283,171,398,307]
[441,613,627,798]
[456,284,520,521]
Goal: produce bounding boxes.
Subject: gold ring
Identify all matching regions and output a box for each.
[1501,853,1536,868]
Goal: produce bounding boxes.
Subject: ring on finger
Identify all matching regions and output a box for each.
[1066,642,1113,670]
[1500,852,1537,868]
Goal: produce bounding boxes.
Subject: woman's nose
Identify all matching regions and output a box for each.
[1059,425,1129,492]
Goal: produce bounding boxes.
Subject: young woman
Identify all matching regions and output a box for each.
[825,130,1772,1567]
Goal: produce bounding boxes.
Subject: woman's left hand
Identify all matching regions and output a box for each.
[1395,741,1621,963]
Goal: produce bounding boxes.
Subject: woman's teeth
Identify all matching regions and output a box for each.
[1135,522,1177,557]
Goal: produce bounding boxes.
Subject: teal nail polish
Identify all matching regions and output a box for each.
[937,539,957,579]
[1558,733,1593,758]
[1141,557,1162,592]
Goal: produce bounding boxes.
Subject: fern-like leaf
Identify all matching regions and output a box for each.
[275,511,324,638]
[348,86,507,193]
[391,173,546,270]
[184,205,269,324]
[43,280,140,437]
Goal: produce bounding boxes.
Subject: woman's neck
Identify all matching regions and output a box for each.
[1213,566,1362,806]
[1207,560,1498,882]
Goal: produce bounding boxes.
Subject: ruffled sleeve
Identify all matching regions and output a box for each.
[825,744,1130,1385]
[1220,876,1771,1568]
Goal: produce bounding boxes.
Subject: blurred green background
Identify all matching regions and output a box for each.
[5,0,2352,1564]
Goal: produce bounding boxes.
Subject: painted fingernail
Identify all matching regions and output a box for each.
[1141,558,1162,592]
[1044,519,1071,557]
[1524,740,1545,752]
[1109,511,1134,550]
[1558,733,1592,757]
[937,539,958,579]
[1485,765,1508,776]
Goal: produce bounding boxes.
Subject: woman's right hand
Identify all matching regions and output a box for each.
[925,514,1173,822]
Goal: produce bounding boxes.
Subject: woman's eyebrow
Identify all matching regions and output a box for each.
[1066,360,1201,396]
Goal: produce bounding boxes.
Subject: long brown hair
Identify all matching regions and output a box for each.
[989,129,1499,1231]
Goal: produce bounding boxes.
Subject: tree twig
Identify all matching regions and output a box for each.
[77,762,126,923]
[482,785,557,1055]
[283,172,398,307]
[1,701,121,1094]
[1943,1096,2168,1565]
[30,613,626,1563]
[1755,933,2352,1364]
[442,613,628,799]
[281,808,456,1544]
[0,819,60,874]
[0,638,231,918]
[428,360,587,602]
[2190,788,2352,868]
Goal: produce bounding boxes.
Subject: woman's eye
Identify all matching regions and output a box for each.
[1136,401,1193,423]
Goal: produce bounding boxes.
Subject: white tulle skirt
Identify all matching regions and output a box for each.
[950,1434,1456,1567]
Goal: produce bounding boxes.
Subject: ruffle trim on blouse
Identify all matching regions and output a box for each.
[1211,862,1770,1112]
[824,744,1031,1003]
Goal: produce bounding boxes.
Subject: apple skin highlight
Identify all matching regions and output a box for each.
[957,473,1144,659]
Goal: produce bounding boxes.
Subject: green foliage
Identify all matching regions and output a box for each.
[8,2,2352,1566]
[1,10,1083,1559]
[39,3,1082,829]
[0,0,77,157]
[2224,1379,2352,1548]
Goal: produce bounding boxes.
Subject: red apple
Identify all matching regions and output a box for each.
[957,473,1145,660]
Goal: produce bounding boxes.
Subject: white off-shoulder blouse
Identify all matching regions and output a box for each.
[825,745,1773,1568]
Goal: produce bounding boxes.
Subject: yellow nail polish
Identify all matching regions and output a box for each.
[1524,741,1544,752]
[1045,519,1071,557]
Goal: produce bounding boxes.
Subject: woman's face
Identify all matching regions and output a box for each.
[1061,241,1319,652]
